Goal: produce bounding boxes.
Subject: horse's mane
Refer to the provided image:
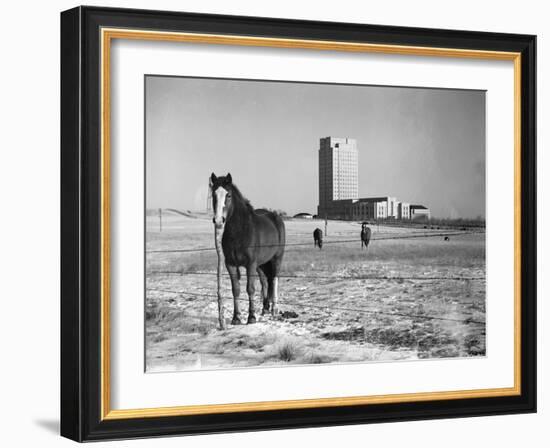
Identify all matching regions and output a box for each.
[229,182,255,215]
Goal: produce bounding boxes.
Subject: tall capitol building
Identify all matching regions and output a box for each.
[318,137,358,216]
[317,136,429,221]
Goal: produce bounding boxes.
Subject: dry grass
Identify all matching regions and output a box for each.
[307,353,334,364]
[275,340,300,362]
[146,304,217,335]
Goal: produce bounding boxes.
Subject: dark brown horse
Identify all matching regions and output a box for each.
[361,223,371,250]
[313,228,323,249]
[210,173,285,324]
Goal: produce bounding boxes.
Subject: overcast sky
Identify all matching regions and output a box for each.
[146,76,485,219]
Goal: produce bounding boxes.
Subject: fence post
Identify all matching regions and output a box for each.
[159,208,162,232]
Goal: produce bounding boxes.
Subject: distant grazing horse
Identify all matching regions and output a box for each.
[361,223,371,250]
[444,236,450,241]
[210,173,286,324]
[313,228,323,249]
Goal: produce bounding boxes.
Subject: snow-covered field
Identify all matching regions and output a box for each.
[145,213,486,372]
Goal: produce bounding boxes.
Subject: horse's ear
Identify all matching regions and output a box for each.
[226,173,232,184]
[210,173,217,185]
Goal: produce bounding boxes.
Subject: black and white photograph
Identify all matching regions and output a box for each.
[145,76,487,372]
[1,0,543,444]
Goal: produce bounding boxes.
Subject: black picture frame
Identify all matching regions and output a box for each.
[61,5,536,442]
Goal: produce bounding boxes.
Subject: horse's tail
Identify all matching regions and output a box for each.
[268,212,286,252]
[261,212,285,278]
[361,227,371,246]
[275,213,286,243]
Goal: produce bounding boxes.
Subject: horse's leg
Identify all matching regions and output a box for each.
[226,265,242,325]
[246,263,257,324]
[257,266,269,315]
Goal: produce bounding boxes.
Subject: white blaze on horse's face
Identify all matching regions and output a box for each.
[213,186,229,229]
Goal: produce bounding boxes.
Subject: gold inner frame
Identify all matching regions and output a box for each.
[100,27,522,421]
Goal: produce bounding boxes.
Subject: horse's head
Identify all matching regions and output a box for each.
[210,172,234,229]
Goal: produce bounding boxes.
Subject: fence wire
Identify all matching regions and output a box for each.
[147,271,484,282]
[146,226,485,327]
[147,287,485,326]
[146,229,485,254]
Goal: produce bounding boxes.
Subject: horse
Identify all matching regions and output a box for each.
[210,172,286,325]
[313,228,323,249]
[360,223,371,250]
[444,236,450,241]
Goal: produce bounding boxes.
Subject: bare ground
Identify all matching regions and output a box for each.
[145,214,486,372]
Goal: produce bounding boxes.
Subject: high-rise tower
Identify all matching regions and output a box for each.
[318,137,358,216]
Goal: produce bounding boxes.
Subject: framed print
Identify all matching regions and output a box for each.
[60,6,536,442]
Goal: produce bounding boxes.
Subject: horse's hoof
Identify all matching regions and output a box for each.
[231,317,243,325]
[247,315,257,324]
[271,307,279,317]
[261,308,270,316]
